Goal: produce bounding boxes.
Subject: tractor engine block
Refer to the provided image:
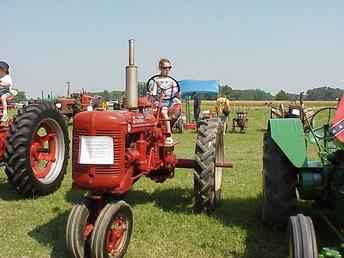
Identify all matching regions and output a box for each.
[72,111,127,192]
[72,108,176,195]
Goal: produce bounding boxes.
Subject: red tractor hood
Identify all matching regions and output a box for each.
[74,110,130,134]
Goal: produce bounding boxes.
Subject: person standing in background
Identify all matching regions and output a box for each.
[216,94,230,132]
[193,92,201,122]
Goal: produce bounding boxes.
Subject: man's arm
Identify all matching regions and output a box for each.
[171,80,180,99]
[148,80,157,96]
[0,75,12,88]
[225,98,230,109]
[0,80,11,87]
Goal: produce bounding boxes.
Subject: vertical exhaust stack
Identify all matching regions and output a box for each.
[126,39,138,109]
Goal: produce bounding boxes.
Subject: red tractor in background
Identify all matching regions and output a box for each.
[55,89,93,122]
[66,40,232,258]
[0,98,69,196]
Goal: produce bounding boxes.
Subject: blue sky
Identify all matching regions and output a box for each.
[2,1,344,97]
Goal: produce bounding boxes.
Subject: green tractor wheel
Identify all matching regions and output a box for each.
[261,132,298,228]
[288,214,318,258]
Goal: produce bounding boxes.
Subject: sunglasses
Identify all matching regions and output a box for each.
[161,66,172,70]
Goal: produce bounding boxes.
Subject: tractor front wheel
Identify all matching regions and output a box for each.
[261,132,297,228]
[194,118,224,213]
[90,201,133,258]
[288,214,318,258]
[66,201,93,258]
[4,102,69,196]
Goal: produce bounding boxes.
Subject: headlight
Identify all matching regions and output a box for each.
[56,103,62,109]
[79,136,114,164]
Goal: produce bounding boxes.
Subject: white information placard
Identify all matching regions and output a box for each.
[79,136,114,165]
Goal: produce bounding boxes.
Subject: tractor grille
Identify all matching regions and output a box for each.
[73,128,122,175]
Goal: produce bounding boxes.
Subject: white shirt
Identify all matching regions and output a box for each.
[0,74,13,91]
[148,77,178,100]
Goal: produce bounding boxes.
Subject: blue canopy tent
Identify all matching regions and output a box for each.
[178,80,219,126]
[178,80,219,95]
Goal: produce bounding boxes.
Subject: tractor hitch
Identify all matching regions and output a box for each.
[176,159,233,169]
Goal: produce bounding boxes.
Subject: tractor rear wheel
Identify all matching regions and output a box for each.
[261,132,298,228]
[4,102,69,196]
[194,118,224,213]
[90,201,133,258]
[66,201,92,258]
[288,214,318,258]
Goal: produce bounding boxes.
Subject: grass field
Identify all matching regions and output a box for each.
[0,106,304,258]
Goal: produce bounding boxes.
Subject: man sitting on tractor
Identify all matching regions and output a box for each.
[0,61,15,122]
[148,58,180,146]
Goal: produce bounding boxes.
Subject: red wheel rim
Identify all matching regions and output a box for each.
[106,216,128,256]
[30,121,57,180]
[83,223,94,239]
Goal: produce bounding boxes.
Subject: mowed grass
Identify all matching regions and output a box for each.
[0,107,289,258]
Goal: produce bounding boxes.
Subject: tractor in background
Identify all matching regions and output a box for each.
[270,92,315,132]
[55,89,93,122]
[261,96,344,257]
[231,111,248,133]
[0,99,69,196]
[65,40,232,258]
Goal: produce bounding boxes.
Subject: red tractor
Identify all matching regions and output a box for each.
[55,89,93,122]
[0,99,69,196]
[65,40,231,258]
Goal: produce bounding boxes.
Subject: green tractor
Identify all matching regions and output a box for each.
[261,97,344,258]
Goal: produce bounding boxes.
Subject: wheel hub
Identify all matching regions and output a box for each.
[30,124,57,179]
[29,118,65,184]
[106,216,128,256]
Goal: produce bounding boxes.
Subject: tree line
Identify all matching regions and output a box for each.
[19,84,343,102]
[220,85,343,101]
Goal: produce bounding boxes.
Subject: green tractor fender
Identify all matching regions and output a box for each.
[268,118,307,168]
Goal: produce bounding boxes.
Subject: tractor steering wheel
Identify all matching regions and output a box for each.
[146,75,180,101]
[309,107,336,140]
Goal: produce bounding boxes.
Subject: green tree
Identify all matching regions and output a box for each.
[220,85,232,97]
[275,90,289,100]
[306,86,342,101]
[16,91,27,101]
[138,82,147,96]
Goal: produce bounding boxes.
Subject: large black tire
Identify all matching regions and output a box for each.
[288,214,318,258]
[66,201,92,258]
[261,132,298,228]
[4,102,69,197]
[194,118,224,213]
[90,201,133,258]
